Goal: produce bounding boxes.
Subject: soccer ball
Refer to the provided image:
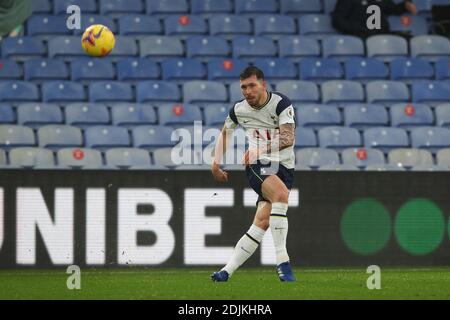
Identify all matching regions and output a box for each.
[81,24,115,57]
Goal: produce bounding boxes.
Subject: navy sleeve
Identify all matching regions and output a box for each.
[274,92,292,116]
[229,105,238,125]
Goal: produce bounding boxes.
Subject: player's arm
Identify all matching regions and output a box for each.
[212,111,238,182]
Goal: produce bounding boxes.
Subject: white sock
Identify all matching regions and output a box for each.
[222,224,266,276]
[270,202,290,265]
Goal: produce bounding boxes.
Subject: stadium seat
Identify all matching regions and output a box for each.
[186,36,230,59]
[207,58,248,82]
[105,148,151,168]
[174,125,219,147]
[388,148,434,168]
[298,15,337,39]
[229,81,244,103]
[410,127,450,152]
[344,58,389,83]
[0,60,22,79]
[71,58,115,82]
[24,59,69,81]
[278,36,321,61]
[136,81,181,103]
[318,126,361,150]
[343,104,389,129]
[146,0,189,15]
[139,36,184,60]
[111,104,157,128]
[0,149,6,166]
[161,58,206,81]
[89,82,134,103]
[107,36,138,58]
[1,37,46,60]
[75,14,117,35]
[65,103,110,128]
[85,126,130,149]
[411,81,450,106]
[275,81,320,103]
[157,103,203,127]
[209,15,252,38]
[232,36,277,60]
[0,81,39,102]
[299,58,343,82]
[410,35,450,62]
[254,15,297,38]
[191,0,233,14]
[341,148,385,168]
[318,164,359,171]
[411,164,449,171]
[366,81,409,104]
[38,125,83,149]
[297,105,341,129]
[254,58,297,80]
[48,36,85,59]
[33,0,52,13]
[132,125,176,149]
[41,81,86,103]
[164,15,207,37]
[0,104,15,124]
[0,125,35,149]
[57,147,103,168]
[9,147,54,168]
[388,15,428,36]
[322,36,365,60]
[363,127,409,152]
[435,58,450,81]
[296,148,340,168]
[294,127,317,148]
[365,164,406,171]
[280,0,322,14]
[99,0,144,15]
[235,0,278,15]
[116,58,159,81]
[153,147,200,167]
[54,0,97,14]
[435,104,450,128]
[390,103,434,129]
[183,81,228,104]
[323,0,337,13]
[203,104,230,126]
[390,58,434,82]
[321,80,364,104]
[118,15,162,36]
[26,15,70,37]
[17,103,63,128]
[436,148,450,168]
[366,35,408,62]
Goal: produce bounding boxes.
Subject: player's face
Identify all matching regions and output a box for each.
[240,75,267,106]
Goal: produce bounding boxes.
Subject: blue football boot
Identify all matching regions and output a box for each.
[276,261,296,282]
[211,270,229,282]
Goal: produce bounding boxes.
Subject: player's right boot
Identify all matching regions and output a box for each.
[211,270,229,282]
[276,261,296,282]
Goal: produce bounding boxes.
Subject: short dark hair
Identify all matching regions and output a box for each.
[239,66,265,81]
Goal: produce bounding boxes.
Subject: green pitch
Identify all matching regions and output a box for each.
[1,267,450,300]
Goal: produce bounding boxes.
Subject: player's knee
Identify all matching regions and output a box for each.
[271,190,289,204]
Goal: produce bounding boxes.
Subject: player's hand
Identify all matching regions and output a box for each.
[405,1,417,15]
[211,162,229,182]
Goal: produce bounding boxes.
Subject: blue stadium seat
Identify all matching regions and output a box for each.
[390,58,434,82]
[341,148,385,168]
[32,0,52,13]
[24,59,69,81]
[116,58,159,81]
[0,60,22,79]
[298,15,337,39]
[296,148,340,168]
[139,36,184,60]
[411,164,449,172]
[294,127,317,148]
[41,81,86,103]
[297,105,341,129]
[89,81,134,103]
[388,148,434,168]
[161,58,206,81]
[75,15,117,35]
[344,58,389,83]
[232,36,277,60]
[366,81,409,104]
[57,147,103,168]
[65,103,110,128]
[437,148,450,168]
[322,36,365,60]
[229,81,244,103]
[48,36,85,59]
[111,104,157,128]
[323,0,337,14]
[0,81,39,102]
[254,58,297,80]
[321,80,364,104]
[366,35,408,62]
[318,126,361,150]
[411,35,450,62]
[191,0,233,14]
[54,0,97,14]
[235,0,278,15]
[132,125,176,149]
[85,126,130,149]
[118,15,162,36]
[275,81,320,103]
[38,125,83,149]
[146,0,189,15]
[108,36,138,58]
[0,125,35,149]
[388,15,428,36]
[203,104,229,126]
[299,58,343,82]
[365,164,405,171]
[412,81,450,106]
[157,103,203,127]
[343,104,389,129]
[9,147,54,168]
[136,81,181,103]
[363,127,409,152]
[390,103,434,129]
[0,104,15,124]
[318,164,360,171]
[410,127,450,152]
[1,37,46,60]
[435,58,450,81]
[186,36,230,59]
[435,103,450,128]
[207,58,248,82]
[254,15,296,38]
[278,36,321,61]
[209,15,252,38]
[17,103,63,128]
[26,15,70,37]
[174,125,219,147]
[183,81,228,104]
[71,58,115,82]
[99,0,144,15]
[105,148,151,168]
[280,0,322,14]
[152,147,200,167]
[164,15,207,37]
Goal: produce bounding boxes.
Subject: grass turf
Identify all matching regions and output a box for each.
[0,267,450,300]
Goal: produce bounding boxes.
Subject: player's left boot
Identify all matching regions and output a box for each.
[276,261,296,282]
[211,270,229,282]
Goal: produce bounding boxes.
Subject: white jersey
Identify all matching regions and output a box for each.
[224,91,296,169]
